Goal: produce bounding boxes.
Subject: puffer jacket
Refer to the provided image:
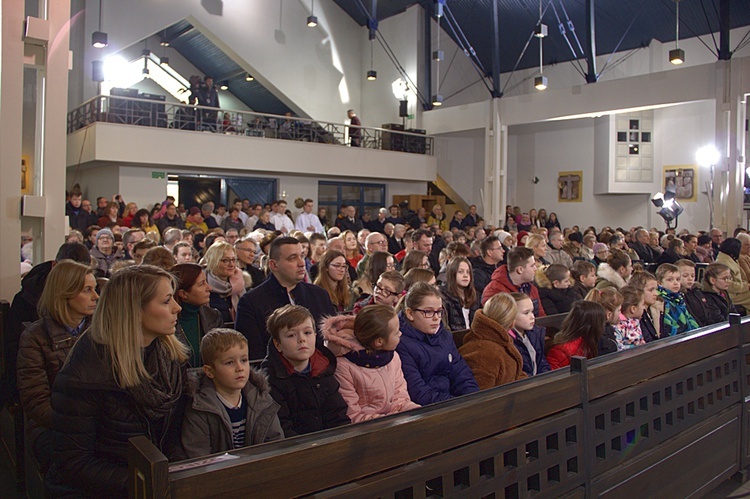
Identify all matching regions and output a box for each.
[321,315,419,422]
[261,342,350,437]
[547,337,587,370]
[595,263,628,290]
[458,310,527,390]
[180,369,283,458]
[440,286,479,332]
[17,315,88,444]
[395,313,479,406]
[701,288,736,325]
[49,333,187,498]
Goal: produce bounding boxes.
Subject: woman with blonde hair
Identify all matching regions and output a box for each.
[459,293,526,390]
[203,241,245,322]
[17,260,98,471]
[525,233,549,266]
[48,265,188,497]
[314,250,352,312]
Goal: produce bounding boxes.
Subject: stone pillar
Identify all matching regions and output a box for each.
[484,97,506,227]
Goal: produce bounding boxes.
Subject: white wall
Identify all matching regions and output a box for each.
[433,130,485,211]
[78,0,364,123]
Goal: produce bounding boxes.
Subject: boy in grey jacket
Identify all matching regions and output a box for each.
[181,328,283,458]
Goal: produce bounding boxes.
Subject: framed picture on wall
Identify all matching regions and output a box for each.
[21,156,31,194]
[663,165,697,202]
[558,171,582,202]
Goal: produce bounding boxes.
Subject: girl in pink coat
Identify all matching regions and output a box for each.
[321,305,420,422]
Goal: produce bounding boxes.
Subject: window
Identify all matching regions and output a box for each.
[318,181,386,223]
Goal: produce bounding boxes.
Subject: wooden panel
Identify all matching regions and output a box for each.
[587,323,738,400]
[169,374,581,497]
[592,406,740,497]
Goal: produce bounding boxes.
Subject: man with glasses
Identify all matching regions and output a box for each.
[356,232,389,277]
[482,246,546,316]
[235,237,265,289]
[470,236,505,296]
[235,237,335,360]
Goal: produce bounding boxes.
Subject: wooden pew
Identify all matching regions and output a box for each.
[128,317,750,497]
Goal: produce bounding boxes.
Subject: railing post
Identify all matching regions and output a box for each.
[570,356,593,497]
[128,436,169,499]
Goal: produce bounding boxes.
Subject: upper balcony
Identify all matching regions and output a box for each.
[66,95,437,182]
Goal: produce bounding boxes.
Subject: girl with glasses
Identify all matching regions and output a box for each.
[204,242,245,322]
[352,251,395,305]
[353,270,405,313]
[314,250,352,313]
[396,282,478,405]
[701,262,739,324]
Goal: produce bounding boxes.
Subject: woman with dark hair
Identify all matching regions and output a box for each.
[440,256,479,331]
[656,238,685,265]
[545,212,561,230]
[314,250,352,313]
[352,251,395,303]
[401,250,430,275]
[595,249,633,290]
[97,201,124,228]
[48,266,188,496]
[715,237,750,312]
[131,208,159,237]
[171,263,223,366]
[546,301,607,369]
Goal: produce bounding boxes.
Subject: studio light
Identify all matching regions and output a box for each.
[696,145,719,168]
[91,0,108,48]
[651,184,683,228]
[534,75,548,91]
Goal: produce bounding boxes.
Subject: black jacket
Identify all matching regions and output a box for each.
[571,282,592,301]
[656,248,682,265]
[261,342,349,437]
[65,202,96,232]
[684,288,711,327]
[538,287,578,315]
[388,236,405,255]
[629,241,656,263]
[337,217,363,233]
[701,289,736,325]
[470,256,500,296]
[49,333,187,497]
[440,287,478,332]
[235,273,336,360]
[156,214,185,234]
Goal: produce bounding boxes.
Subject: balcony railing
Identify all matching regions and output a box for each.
[67,95,434,155]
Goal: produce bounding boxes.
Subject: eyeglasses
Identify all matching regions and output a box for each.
[220,258,238,265]
[329,263,348,270]
[235,247,255,253]
[371,239,388,246]
[374,284,400,298]
[413,308,443,319]
[386,262,396,269]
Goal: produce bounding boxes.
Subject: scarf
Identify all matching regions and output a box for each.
[206,269,243,320]
[344,348,395,368]
[128,339,184,420]
[658,286,699,336]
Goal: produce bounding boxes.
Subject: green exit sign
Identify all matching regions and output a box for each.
[152,171,165,179]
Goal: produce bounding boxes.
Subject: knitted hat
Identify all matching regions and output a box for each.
[189,206,201,216]
[96,228,114,243]
[517,230,529,245]
[593,242,608,254]
[494,230,512,244]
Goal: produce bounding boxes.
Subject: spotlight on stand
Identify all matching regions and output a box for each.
[651,184,684,229]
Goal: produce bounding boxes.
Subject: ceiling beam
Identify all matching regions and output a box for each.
[718,0,731,60]
[490,0,502,97]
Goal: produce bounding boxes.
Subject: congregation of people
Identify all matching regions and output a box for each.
[5,189,746,496]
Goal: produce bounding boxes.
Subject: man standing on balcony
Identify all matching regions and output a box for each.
[198,75,220,131]
[347,109,361,147]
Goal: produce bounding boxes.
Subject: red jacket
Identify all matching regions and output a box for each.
[546,337,586,370]
[481,265,546,317]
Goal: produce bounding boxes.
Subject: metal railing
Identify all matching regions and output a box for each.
[67,95,434,155]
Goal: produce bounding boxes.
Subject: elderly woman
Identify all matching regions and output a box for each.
[736,233,750,281]
[715,237,750,313]
[203,241,246,322]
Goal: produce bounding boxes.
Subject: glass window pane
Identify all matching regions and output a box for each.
[318,184,338,203]
[363,186,384,204]
[341,185,360,204]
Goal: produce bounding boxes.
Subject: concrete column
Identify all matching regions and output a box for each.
[484,98,506,227]
[0,0,25,301]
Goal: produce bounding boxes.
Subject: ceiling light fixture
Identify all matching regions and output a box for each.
[307,0,318,27]
[432,1,444,108]
[535,0,547,91]
[670,0,685,65]
[91,0,108,48]
[245,73,254,82]
[220,81,229,91]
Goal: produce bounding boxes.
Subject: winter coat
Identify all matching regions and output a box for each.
[261,342,350,437]
[481,264,546,317]
[546,244,573,268]
[321,315,419,422]
[595,263,628,290]
[17,315,87,444]
[174,304,223,367]
[470,255,500,296]
[641,302,664,343]
[701,288,736,325]
[547,337,588,370]
[48,333,187,497]
[684,287,712,327]
[571,282,592,301]
[538,286,577,315]
[90,246,117,277]
[440,286,479,332]
[613,314,646,350]
[395,313,479,406]
[656,248,682,265]
[156,214,185,234]
[459,310,527,390]
[715,252,750,312]
[235,273,336,360]
[180,369,283,458]
[509,326,552,377]
[66,202,96,232]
